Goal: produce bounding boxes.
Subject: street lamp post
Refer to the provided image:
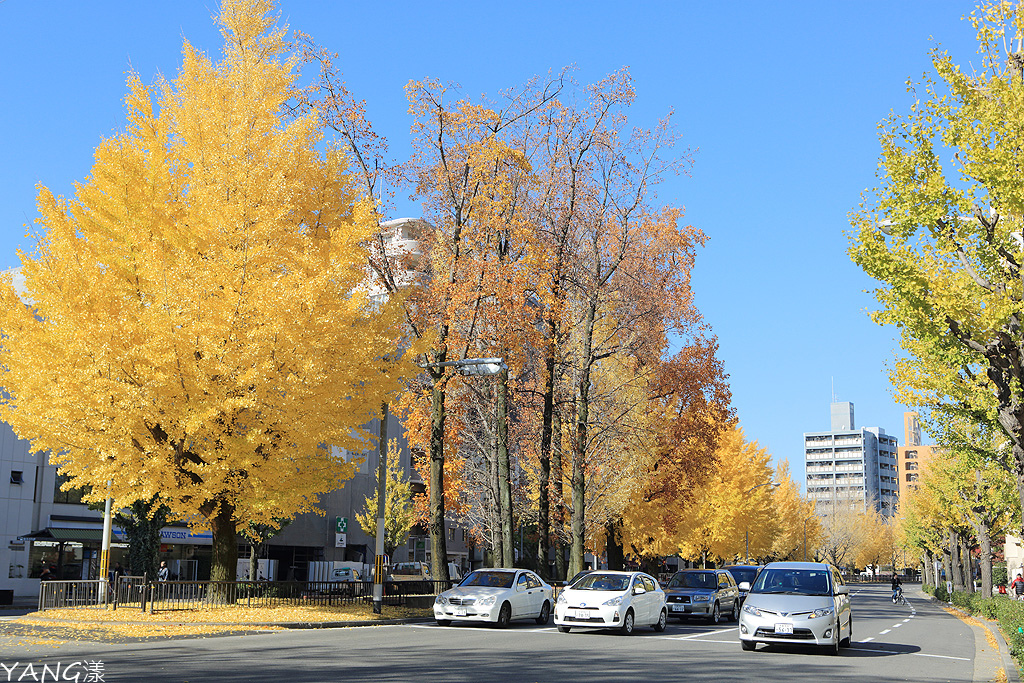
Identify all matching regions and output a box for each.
[415,357,507,584]
[745,482,780,563]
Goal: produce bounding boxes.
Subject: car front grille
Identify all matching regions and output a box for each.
[754,627,815,640]
[667,595,691,604]
[448,597,476,606]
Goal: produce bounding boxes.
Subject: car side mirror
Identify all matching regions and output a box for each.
[834,585,849,595]
[738,582,750,592]
[633,586,647,595]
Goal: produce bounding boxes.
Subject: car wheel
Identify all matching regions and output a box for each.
[730,601,739,622]
[536,601,551,625]
[495,602,512,629]
[709,601,721,624]
[435,619,451,627]
[619,609,635,635]
[840,616,852,648]
[557,625,571,633]
[653,609,667,632]
[824,634,839,656]
[741,639,756,651]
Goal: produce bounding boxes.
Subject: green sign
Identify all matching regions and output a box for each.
[336,516,348,533]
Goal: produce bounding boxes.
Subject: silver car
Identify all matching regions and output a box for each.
[737,561,852,654]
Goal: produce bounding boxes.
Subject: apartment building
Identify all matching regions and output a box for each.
[898,411,939,493]
[805,401,900,516]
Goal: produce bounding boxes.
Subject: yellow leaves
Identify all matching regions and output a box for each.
[0,0,413,534]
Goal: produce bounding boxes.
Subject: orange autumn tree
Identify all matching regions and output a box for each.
[0,0,409,582]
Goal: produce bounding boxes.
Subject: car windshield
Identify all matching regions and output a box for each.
[459,571,515,589]
[727,568,758,585]
[667,572,716,589]
[751,568,832,596]
[571,573,631,592]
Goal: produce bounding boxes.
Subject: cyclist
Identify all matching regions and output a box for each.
[1010,573,1024,600]
[891,574,903,604]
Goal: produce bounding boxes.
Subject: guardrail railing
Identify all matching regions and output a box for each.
[38,577,459,613]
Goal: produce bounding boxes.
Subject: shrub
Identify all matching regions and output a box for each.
[994,566,1009,588]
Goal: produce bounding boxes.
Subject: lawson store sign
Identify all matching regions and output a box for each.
[159,527,213,545]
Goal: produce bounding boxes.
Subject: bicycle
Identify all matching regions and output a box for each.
[891,588,906,605]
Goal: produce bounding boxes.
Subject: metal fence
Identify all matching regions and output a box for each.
[38,578,457,613]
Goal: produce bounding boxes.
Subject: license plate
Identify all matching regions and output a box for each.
[671,604,685,612]
[774,623,793,634]
[454,608,467,617]
[573,609,591,620]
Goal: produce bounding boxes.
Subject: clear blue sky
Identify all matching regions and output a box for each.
[0,1,979,487]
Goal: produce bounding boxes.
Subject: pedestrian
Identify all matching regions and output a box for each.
[38,566,55,581]
[158,560,169,582]
[111,562,125,584]
[1009,573,1024,600]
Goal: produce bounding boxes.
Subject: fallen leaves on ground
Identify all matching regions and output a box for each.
[6,604,431,643]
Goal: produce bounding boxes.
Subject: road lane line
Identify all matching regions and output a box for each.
[672,628,737,640]
[847,647,969,661]
[893,623,902,628]
[860,637,874,642]
[880,629,891,634]
[902,618,911,622]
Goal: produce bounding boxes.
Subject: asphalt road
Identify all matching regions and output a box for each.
[0,583,983,682]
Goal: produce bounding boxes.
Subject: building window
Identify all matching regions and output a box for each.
[53,471,88,505]
[906,473,918,482]
[10,470,24,485]
[905,451,917,459]
[906,462,918,471]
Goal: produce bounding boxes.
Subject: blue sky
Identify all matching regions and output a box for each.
[0,1,980,486]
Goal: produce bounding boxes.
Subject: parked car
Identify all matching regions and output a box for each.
[433,568,552,628]
[566,570,593,587]
[722,565,762,604]
[738,561,852,654]
[554,571,667,635]
[664,569,741,623]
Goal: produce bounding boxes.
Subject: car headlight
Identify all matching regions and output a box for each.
[742,604,762,617]
[557,593,567,604]
[603,595,624,606]
[693,595,710,602]
[808,607,834,619]
[435,594,448,605]
[478,595,496,607]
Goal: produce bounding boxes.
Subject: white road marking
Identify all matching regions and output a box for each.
[847,651,966,659]
[893,623,902,628]
[902,618,911,623]
[880,629,891,634]
[860,637,874,642]
[672,628,737,640]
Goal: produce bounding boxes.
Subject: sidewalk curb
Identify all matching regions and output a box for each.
[919,590,1020,683]
[16,615,435,629]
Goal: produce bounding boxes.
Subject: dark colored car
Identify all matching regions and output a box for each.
[664,569,741,623]
[722,565,762,604]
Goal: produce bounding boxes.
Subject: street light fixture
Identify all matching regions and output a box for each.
[745,482,780,564]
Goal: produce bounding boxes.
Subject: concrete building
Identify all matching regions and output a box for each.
[805,401,900,516]
[897,411,939,494]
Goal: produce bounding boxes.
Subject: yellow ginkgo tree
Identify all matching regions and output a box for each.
[0,0,409,582]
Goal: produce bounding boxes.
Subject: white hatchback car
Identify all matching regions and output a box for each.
[434,568,553,627]
[738,561,852,654]
[554,571,667,635]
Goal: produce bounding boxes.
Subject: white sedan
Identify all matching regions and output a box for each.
[434,568,553,627]
[554,571,667,635]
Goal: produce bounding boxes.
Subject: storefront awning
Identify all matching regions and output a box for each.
[18,528,120,543]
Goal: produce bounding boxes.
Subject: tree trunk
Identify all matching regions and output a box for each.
[942,542,953,592]
[209,502,237,604]
[605,519,624,570]
[429,377,450,584]
[569,299,598,577]
[922,552,932,587]
[978,527,992,598]
[497,365,513,568]
[537,347,556,580]
[949,530,963,591]
[960,534,973,591]
[552,407,566,582]
[490,416,503,569]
